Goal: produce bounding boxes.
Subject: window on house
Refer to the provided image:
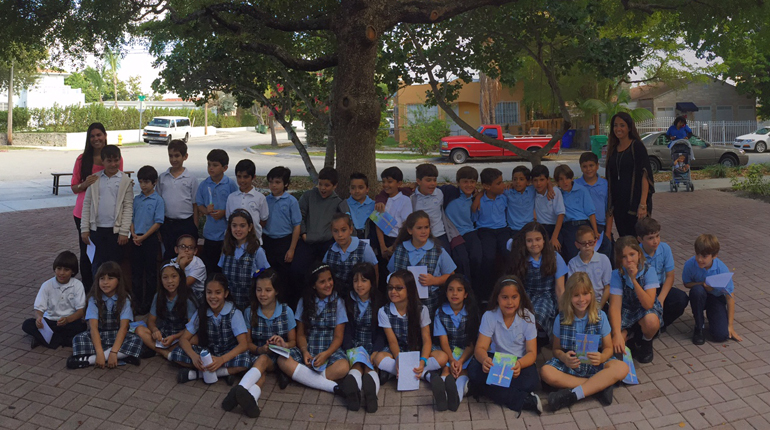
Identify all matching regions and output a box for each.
[716,106,733,121]
[657,107,674,115]
[406,104,438,124]
[694,106,711,122]
[495,101,520,125]
[0,102,7,111]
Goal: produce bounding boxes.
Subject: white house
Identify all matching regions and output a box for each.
[0,70,85,110]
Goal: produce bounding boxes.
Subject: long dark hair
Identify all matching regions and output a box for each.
[439,274,480,347]
[507,221,557,281]
[607,112,642,157]
[393,210,434,250]
[249,268,281,328]
[197,273,232,347]
[388,270,423,351]
[90,261,128,326]
[345,263,382,330]
[156,262,191,323]
[301,263,341,336]
[223,210,260,255]
[488,275,534,323]
[80,123,107,181]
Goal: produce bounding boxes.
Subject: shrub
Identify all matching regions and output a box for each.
[0,108,32,130]
[731,164,770,195]
[405,115,449,155]
[375,112,389,149]
[305,117,328,147]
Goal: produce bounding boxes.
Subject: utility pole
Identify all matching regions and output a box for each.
[205,102,209,135]
[6,60,13,145]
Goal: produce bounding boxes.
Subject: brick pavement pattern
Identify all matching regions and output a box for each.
[2,189,769,430]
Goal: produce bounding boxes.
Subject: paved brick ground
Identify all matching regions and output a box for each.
[2,189,769,429]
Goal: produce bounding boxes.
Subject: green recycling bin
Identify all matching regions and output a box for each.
[590,135,608,158]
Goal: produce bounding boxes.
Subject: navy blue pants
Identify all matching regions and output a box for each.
[477,227,510,302]
[689,285,729,341]
[131,232,160,314]
[542,224,556,243]
[201,239,224,275]
[468,352,540,412]
[658,286,689,329]
[22,317,87,349]
[161,216,198,260]
[434,234,450,253]
[596,224,614,267]
[451,231,483,295]
[91,227,125,277]
[264,234,299,307]
[560,220,589,264]
[291,238,333,303]
[74,216,93,293]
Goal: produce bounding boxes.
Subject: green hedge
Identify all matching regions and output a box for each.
[0,108,32,131]
[4,104,259,132]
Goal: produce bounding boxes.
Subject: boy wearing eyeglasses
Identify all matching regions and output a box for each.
[636,218,687,332]
[567,225,612,311]
[170,234,207,302]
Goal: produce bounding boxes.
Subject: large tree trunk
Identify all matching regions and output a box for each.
[329,6,381,198]
[269,116,278,146]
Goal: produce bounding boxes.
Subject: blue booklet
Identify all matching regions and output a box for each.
[486,352,517,388]
[346,346,374,370]
[575,333,601,365]
[369,211,398,236]
[706,272,734,296]
[622,346,638,385]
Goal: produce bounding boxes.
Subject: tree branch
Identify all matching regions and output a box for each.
[619,0,694,13]
[168,2,330,31]
[395,0,519,25]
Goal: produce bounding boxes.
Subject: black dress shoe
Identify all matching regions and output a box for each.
[693,328,706,345]
[597,384,614,406]
[548,389,577,412]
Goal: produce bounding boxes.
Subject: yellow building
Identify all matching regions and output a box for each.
[393,79,527,143]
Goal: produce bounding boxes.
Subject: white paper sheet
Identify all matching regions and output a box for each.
[38,319,54,344]
[268,345,291,358]
[155,338,179,349]
[706,272,734,295]
[594,233,603,251]
[86,242,96,264]
[407,266,429,299]
[397,351,420,391]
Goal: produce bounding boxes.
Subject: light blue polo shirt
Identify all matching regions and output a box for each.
[479,308,537,357]
[195,176,239,241]
[387,239,457,276]
[529,253,569,283]
[682,256,734,297]
[295,295,348,326]
[561,183,596,222]
[574,177,608,225]
[445,193,477,236]
[217,244,271,274]
[433,303,467,336]
[185,301,247,336]
[534,187,565,225]
[642,242,675,285]
[552,310,611,339]
[264,193,302,238]
[133,191,165,235]
[347,196,375,231]
[323,236,378,265]
[243,302,297,331]
[504,186,536,231]
[609,268,660,295]
[86,295,134,321]
[150,295,197,321]
[567,252,612,302]
[476,193,507,229]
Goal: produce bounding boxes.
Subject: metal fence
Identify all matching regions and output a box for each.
[600,117,758,145]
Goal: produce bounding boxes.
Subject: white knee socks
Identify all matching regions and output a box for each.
[456,375,469,402]
[216,368,230,377]
[291,364,337,393]
[349,369,363,389]
[367,370,380,394]
[88,350,127,364]
[248,385,262,403]
[186,367,230,380]
[239,368,261,388]
[379,357,397,375]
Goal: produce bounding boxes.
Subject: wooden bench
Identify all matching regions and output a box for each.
[52,170,135,195]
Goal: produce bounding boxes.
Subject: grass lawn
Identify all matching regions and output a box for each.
[119,142,147,147]
[250,143,292,150]
[306,151,434,160]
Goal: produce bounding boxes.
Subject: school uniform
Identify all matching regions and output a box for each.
[378,303,431,353]
[157,168,199,260]
[504,186,536,240]
[433,303,470,369]
[289,294,348,368]
[383,192,412,240]
[322,237,378,292]
[131,191,165,314]
[476,193,510,300]
[683,257,733,342]
[218,244,271,310]
[171,255,207,302]
[444,190,482,288]
[150,294,197,338]
[574,176,612,259]
[343,293,385,368]
[560,183,596,263]
[263,192,302,306]
[525,253,568,337]
[468,308,540,413]
[169,301,251,368]
[643,242,688,329]
[226,188,269,244]
[81,170,134,276]
[72,295,143,358]
[413,188,451,251]
[567,252,612,304]
[347,195,375,239]
[244,302,296,365]
[610,267,662,330]
[534,187,565,242]
[544,311,613,378]
[388,239,457,317]
[22,277,87,348]
[195,176,238,274]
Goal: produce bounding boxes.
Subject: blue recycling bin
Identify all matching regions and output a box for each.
[560,129,576,149]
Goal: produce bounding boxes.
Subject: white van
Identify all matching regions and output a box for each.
[143,116,192,145]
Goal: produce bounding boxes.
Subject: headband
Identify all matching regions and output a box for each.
[161,262,180,271]
[502,278,519,284]
[230,208,254,224]
[312,264,330,275]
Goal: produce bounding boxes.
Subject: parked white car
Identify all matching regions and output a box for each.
[143,116,192,145]
[734,127,770,153]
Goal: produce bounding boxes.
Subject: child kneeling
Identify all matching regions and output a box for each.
[541,273,628,411]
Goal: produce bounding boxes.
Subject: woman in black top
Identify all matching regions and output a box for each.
[605,112,654,238]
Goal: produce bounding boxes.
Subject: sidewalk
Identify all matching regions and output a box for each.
[2,189,770,429]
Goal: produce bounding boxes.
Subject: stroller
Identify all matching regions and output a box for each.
[669,139,694,192]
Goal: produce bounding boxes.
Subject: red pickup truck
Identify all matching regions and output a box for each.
[440,124,560,164]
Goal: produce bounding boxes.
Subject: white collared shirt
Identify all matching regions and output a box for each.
[226,187,269,243]
[33,277,86,320]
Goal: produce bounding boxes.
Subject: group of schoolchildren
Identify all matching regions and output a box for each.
[23,143,741,418]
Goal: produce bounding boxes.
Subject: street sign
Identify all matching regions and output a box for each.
[138,99,145,113]
[138,95,146,101]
